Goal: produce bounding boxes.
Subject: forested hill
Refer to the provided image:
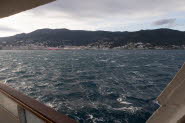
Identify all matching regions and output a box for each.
[0,28,185,49]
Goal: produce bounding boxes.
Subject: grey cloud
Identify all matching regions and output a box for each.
[0,26,18,32]
[30,0,185,19]
[153,18,176,26]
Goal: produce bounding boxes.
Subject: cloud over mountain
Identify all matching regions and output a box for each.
[0,25,18,32]
[153,18,176,26]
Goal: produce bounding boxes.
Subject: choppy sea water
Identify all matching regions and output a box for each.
[0,50,185,123]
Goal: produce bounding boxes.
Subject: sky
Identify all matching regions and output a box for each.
[0,0,185,37]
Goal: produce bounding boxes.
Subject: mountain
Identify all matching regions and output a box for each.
[0,28,185,49]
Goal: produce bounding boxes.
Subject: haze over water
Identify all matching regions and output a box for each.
[0,50,185,123]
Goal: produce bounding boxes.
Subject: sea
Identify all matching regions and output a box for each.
[0,50,185,123]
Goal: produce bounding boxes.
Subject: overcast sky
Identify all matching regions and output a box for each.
[0,0,185,37]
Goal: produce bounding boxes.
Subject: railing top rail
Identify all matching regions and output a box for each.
[0,83,77,123]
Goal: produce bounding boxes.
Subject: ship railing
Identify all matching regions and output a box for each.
[0,83,77,123]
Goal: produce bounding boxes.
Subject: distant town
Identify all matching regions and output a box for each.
[1,42,185,50]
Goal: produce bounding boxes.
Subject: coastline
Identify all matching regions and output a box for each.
[0,46,185,50]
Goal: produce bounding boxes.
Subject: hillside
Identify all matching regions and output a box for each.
[0,28,185,49]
